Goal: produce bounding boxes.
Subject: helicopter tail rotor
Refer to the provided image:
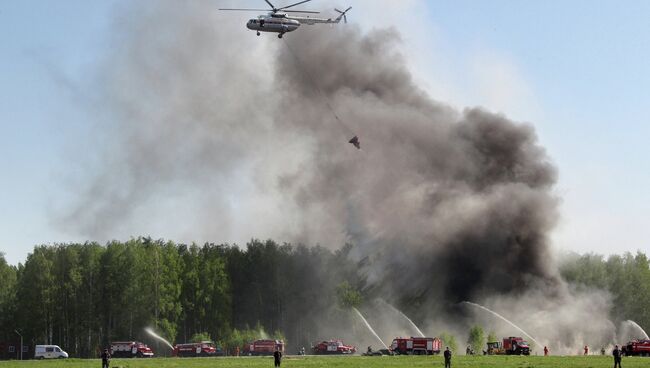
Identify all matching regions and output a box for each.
[334,6,352,24]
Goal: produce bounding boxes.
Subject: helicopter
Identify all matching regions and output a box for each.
[219,0,352,38]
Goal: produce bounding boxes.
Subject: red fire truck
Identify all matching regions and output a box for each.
[312,340,357,354]
[624,340,650,356]
[172,341,221,357]
[502,337,530,355]
[244,340,284,356]
[390,337,442,355]
[109,341,154,358]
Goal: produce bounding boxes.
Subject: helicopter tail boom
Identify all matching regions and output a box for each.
[289,6,351,25]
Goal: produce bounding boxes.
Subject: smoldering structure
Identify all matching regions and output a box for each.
[64,1,616,353]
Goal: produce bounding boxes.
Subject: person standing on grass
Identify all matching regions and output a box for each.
[101,348,111,368]
[543,346,549,356]
[443,346,452,368]
[613,345,622,368]
[273,347,282,367]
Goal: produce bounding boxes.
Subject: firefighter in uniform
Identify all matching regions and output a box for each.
[613,345,622,368]
[443,346,452,368]
[101,348,111,368]
[273,347,282,367]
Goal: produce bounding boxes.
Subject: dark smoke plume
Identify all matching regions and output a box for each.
[275,28,560,305]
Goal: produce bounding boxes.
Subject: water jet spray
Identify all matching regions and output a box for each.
[377,299,425,338]
[352,307,388,349]
[462,301,542,347]
[625,320,649,340]
[145,327,174,350]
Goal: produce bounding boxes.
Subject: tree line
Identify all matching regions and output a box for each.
[0,241,648,358]
[559,251,650,329]
[0,238,362,357]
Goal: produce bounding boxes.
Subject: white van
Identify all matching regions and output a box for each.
[34,345,69,359]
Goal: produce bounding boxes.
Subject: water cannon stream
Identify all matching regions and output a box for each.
[377,299,425,338]
[462,301,542,347]
[352,307,388,349]
[145,327,174,350]
[625,320,649,340]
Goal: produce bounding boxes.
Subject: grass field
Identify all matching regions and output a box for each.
[0,355,645,368]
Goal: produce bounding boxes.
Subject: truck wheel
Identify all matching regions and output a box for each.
[137,352,143,358]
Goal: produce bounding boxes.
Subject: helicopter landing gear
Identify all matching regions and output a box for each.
[257,31,260,36]
[278,33,283,39]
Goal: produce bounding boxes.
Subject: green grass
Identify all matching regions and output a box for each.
[0,355,644,368]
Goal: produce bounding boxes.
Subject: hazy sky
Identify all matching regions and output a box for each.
[1,0,649,265]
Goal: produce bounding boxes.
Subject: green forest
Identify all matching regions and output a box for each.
[0,238,361,357]
[0,239,648,358]
[559,252,650,327]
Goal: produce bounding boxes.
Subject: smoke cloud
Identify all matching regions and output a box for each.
[273,18,559,305]
[60,0,619,354]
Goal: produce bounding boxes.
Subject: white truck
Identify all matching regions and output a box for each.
[34,345,69,359]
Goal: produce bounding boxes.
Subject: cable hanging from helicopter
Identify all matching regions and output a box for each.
[282,37,359,150]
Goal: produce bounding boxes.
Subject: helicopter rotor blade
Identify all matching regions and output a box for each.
[344,6,351,23]
[219,8,271,11]
[335,6,352,14]
[282,9,320,13]
[279,0,313,10]
[264,0,276,11]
